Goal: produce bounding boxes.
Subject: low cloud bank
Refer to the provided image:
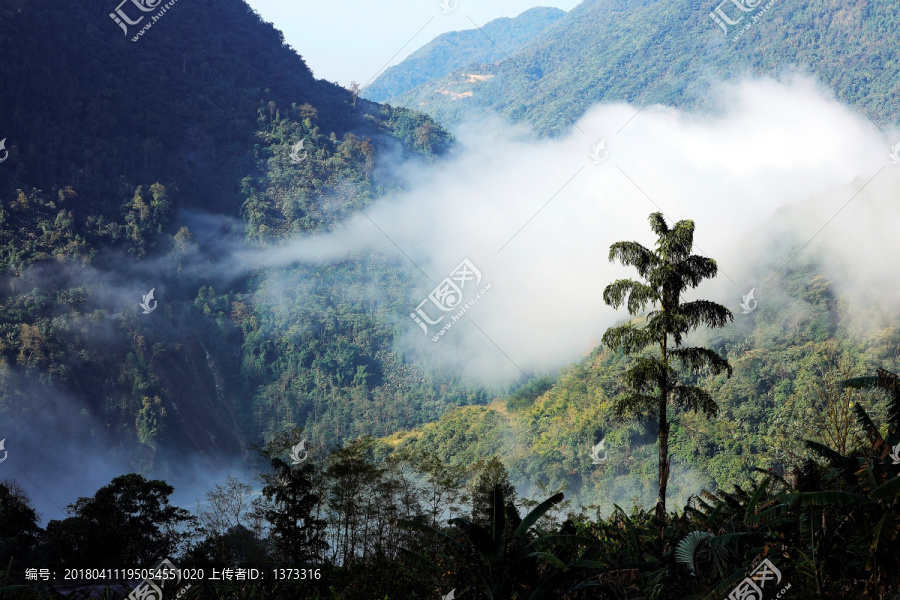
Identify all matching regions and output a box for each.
[243,76,899,381]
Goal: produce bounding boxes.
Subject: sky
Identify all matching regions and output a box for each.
[243,0,581,87]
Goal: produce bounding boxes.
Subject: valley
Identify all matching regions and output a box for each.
[1,0,900,598]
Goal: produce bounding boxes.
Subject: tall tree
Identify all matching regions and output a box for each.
[469,456,517,529]
[0,480,40,565]
[324,439,383,564]
[195,476,267,566]
[42,474,194,567]
[602,212,733,515]
[261,458,328,565]
[409,450,469,529]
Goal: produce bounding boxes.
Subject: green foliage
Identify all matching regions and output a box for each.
[387,0,900,135]
[0,0,459,468]
[389,257,900,521]
[8,393,900,598]
[469,457,517,530]
[674,530,714,576]
[41,474,194,568]
[405,484,596,600]
[363,7,565,102]
[261,458,328,565]
[2,2,900,597]
[135,395,166,446]
[0,482,40,566]
[505,375,555,411]
[602,212,733,514]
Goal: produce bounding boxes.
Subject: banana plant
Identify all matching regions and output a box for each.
[403,486,612,600]
[671,475,779,600]
[737,369,900,592]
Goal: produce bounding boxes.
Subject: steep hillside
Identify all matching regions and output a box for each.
[385,258,900,510]
[0,0,443,214]
[387,0,900,134]
[362,7,565,103]
[0,0,469,476]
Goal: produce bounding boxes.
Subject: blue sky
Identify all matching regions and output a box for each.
[244,0,581,88]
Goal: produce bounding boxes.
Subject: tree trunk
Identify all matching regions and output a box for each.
[657,334,670,518]
[657,400,669,518]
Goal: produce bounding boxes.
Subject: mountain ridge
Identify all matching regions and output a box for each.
[0,0,460,483]
[382,0,900,135]
[362,7,566,103]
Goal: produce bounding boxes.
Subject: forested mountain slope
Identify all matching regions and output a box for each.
[385,0,900,135]
[0,0,472,475]
[362,6,565,102]
[386,257,900,510]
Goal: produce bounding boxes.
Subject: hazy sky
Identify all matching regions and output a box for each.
[243,0,581,87]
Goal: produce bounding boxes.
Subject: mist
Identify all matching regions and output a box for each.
[237,75,899,383]
[7,74,899,520]
[0,369,252,523]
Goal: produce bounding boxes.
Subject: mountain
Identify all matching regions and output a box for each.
[4,1,900,597]
[384,0,900,135]
[0,0,442,214]
[360,0,900,510]
[362,7,566,103]
[385,257,900,510]
[0,0,467,481]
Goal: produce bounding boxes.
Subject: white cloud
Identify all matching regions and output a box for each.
[242,76,900,382]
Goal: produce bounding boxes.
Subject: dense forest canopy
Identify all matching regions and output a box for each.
[0,0,466,479]
[380,0,900,136]
[361,7,566,103]
[2,0,900,598]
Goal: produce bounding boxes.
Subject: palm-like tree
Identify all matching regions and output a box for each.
[603,212,733,515]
